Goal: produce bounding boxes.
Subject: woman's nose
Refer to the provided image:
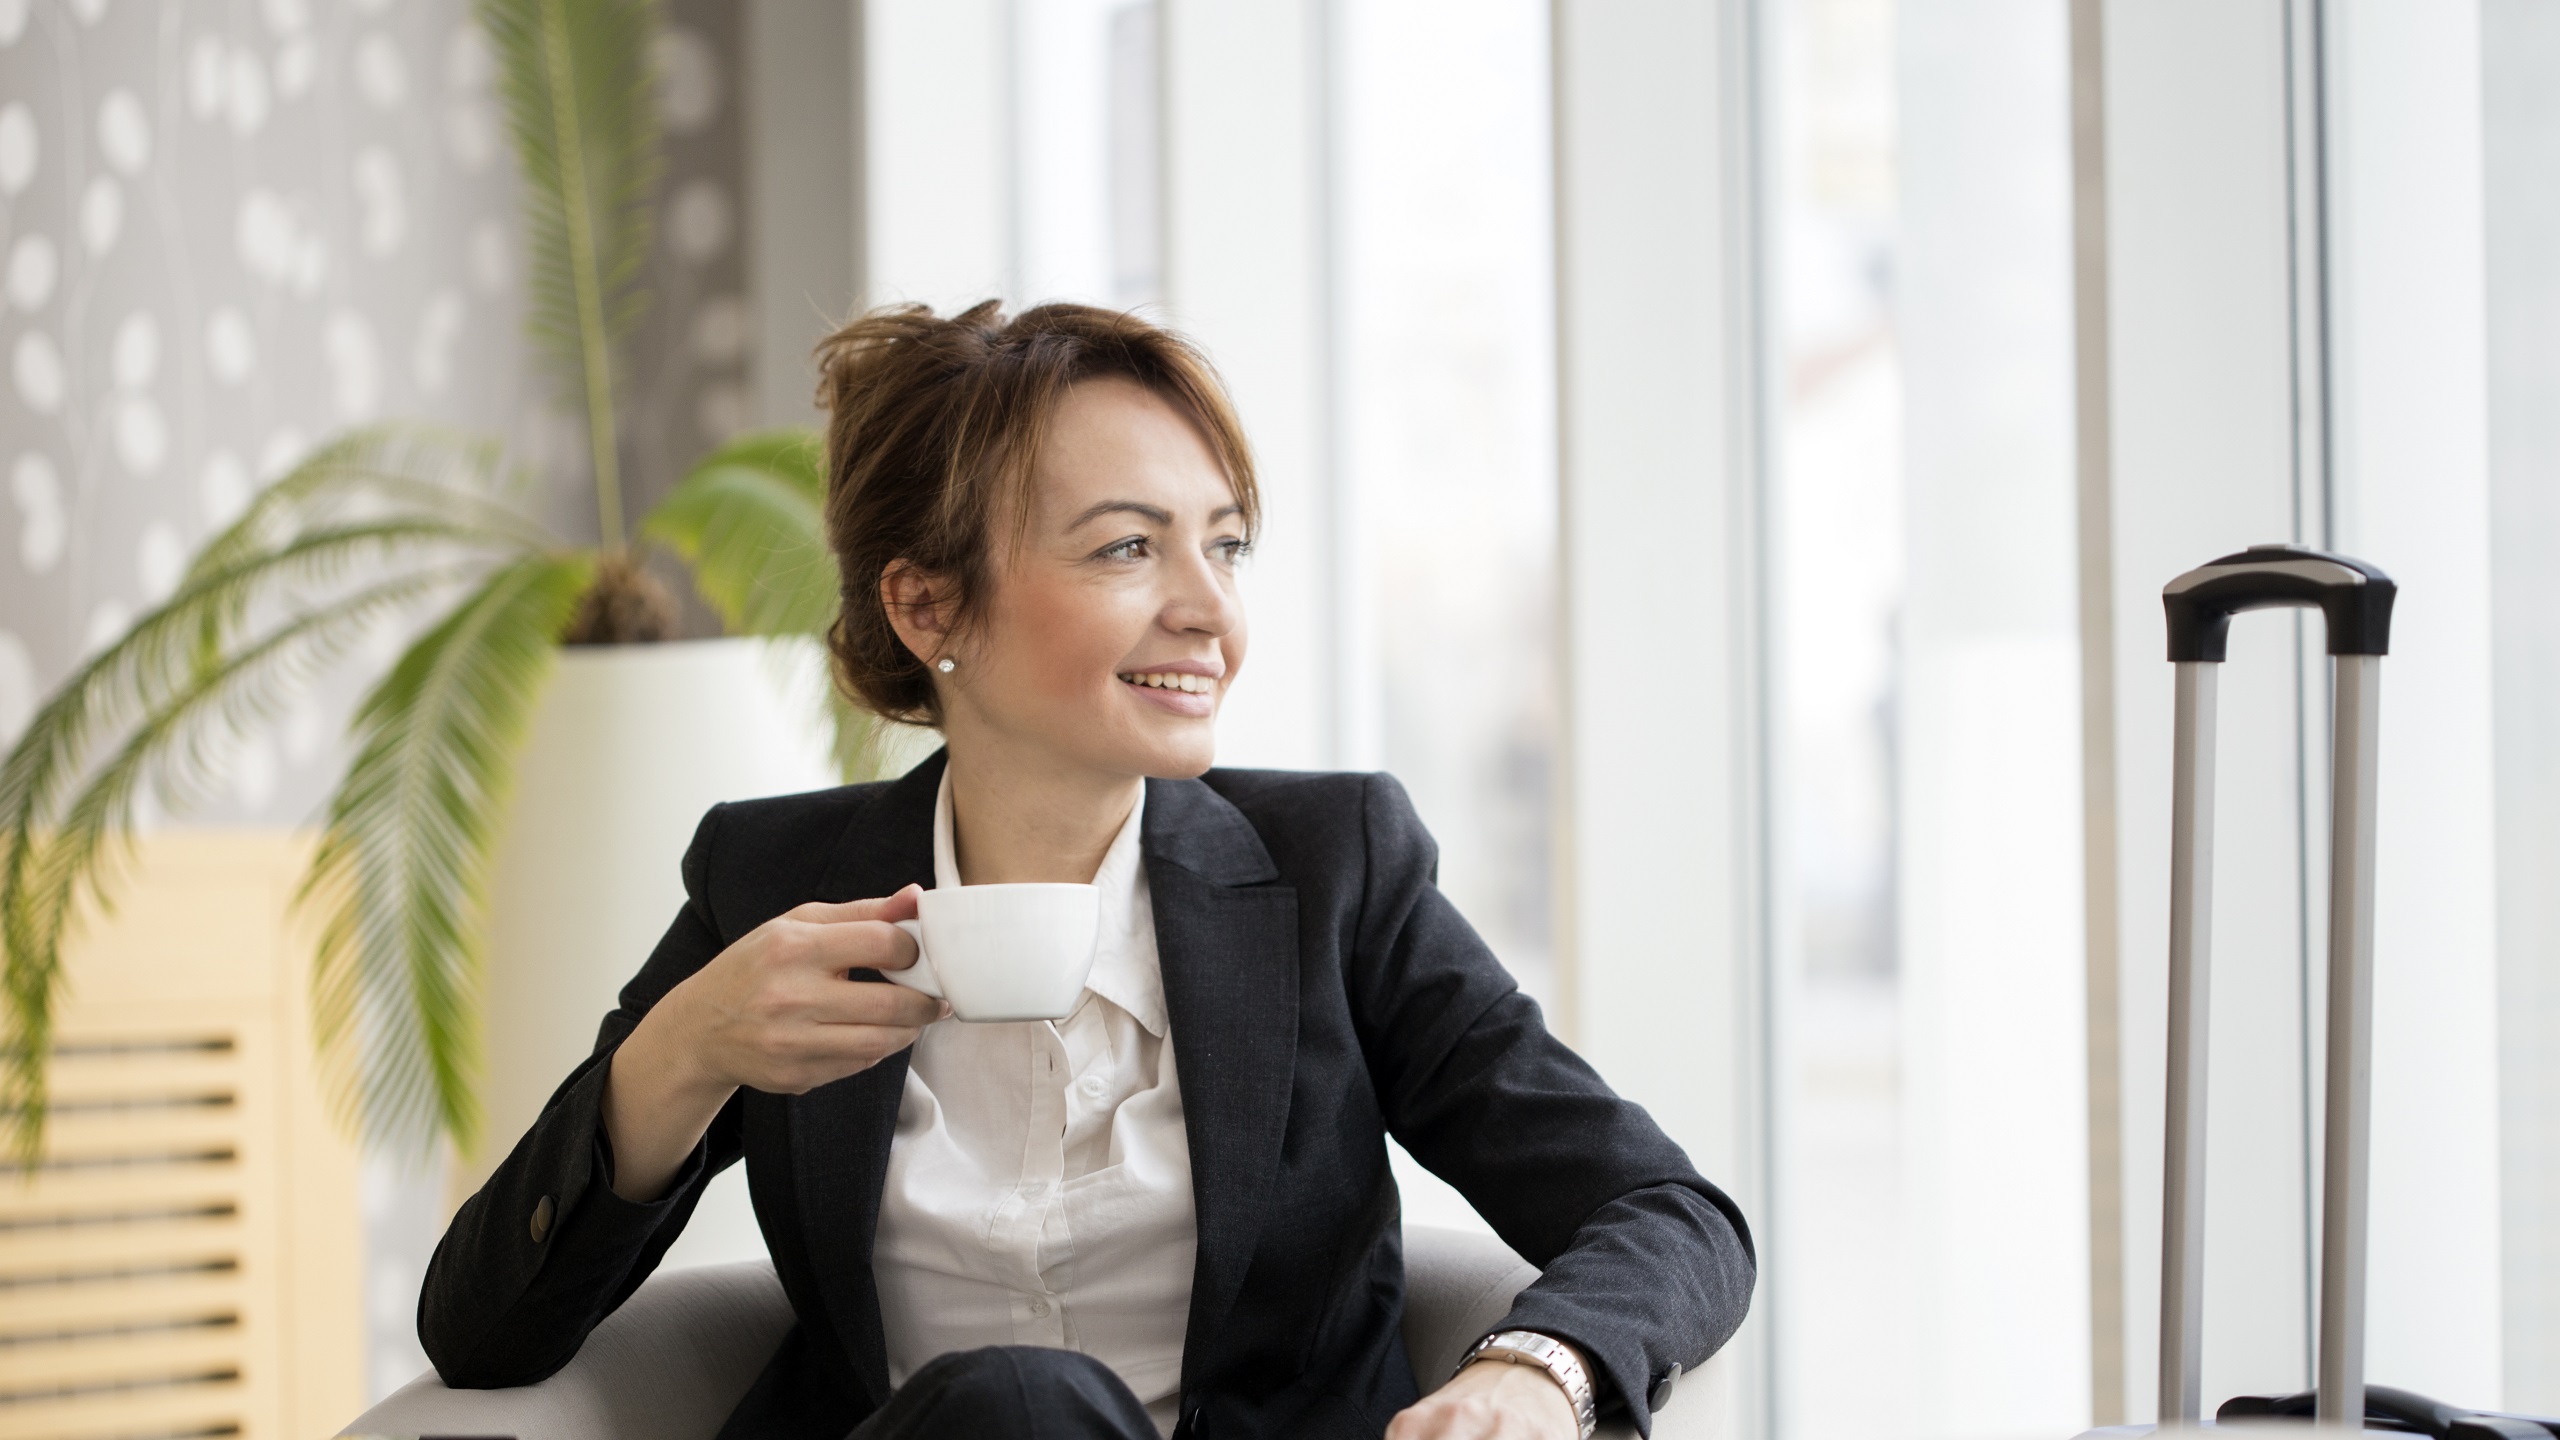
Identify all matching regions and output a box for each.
[1162,552,1241,635]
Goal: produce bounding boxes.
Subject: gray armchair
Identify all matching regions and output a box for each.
[342,1226,1719,1438]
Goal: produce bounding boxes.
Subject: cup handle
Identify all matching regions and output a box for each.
[884,918,941,999]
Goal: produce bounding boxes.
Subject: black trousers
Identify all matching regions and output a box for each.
[846,1346,1161,1440]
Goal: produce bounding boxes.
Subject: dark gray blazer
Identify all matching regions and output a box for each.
[420,752,1754,1439]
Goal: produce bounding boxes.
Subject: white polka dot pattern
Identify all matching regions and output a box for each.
[97,89,151,174]
[11,452,64,573]
[668,178,731,262]
[0,629,31,745]
[12,330,63,413]
[0,0,755,840]
[655,27,722,135]
[5,232,55,310]
[0,103,36,195]
[205,306,257,383]
[80,174,121,252]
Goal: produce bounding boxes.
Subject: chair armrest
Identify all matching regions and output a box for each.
[1399,1225,1725,1440]
[337,1261,792,1440]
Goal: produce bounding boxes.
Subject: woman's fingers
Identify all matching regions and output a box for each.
[800,972,944,1029]
[772,910,921,975]
[784,883,924,928]
[742,1025,928,1094]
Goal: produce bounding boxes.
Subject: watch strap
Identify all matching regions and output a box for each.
[1459,1329,1598,1440]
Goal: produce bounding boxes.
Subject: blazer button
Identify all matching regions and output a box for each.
[530,1194,557,1244]
[1649,1362,1682,1412]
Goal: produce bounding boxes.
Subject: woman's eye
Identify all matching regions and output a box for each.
[1215,538,1251,565]
[1099,537,1150,562]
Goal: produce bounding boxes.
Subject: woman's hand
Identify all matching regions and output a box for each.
[1386,1355,1582,1440]
[601,885,945,1201]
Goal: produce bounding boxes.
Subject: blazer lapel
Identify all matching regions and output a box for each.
[789,750,944,1406]
[1143,777,1299,1398]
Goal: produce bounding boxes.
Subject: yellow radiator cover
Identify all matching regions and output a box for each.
[2,832,363,1440]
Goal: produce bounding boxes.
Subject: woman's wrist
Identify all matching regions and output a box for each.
[623,987,731,1108]
[601,997,733,1200]
[1458,1332,1596,1440]
[1428,1356,1584,1440]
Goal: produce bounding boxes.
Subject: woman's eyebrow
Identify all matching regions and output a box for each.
[1068,500,1173,528]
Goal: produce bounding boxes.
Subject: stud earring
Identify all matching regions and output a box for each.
[937,657,956,673]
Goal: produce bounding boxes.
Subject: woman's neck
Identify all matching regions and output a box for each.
[942,746,1141,886]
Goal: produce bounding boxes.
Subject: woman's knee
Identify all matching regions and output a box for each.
[899,1345,1143,1429]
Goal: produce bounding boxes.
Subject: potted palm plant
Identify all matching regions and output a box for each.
[0,0,866,1165]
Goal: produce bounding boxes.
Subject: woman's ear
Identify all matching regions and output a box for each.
[880,560,955,665]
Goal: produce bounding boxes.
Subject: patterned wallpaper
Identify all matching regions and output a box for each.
[0,0,754,1401]
[0,0,751,827]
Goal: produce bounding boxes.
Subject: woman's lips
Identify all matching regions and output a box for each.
[1120,674,1215,717]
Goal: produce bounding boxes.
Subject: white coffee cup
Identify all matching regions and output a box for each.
[888,883,1102,1022]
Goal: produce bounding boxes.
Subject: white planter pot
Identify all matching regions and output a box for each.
[462,637,841,1265]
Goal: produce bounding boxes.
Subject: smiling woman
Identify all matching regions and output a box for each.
[823,303,1256,887]
[416,300,1754,1440]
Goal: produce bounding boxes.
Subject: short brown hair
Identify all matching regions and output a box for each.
[815,300,1258,727]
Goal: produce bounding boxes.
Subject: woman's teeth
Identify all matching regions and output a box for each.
[1120,671,1214,694]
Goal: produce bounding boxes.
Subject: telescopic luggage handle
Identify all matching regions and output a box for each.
[2157,544,2395,1430]
[2163,545,2395,663]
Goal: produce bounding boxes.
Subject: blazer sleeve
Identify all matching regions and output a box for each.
[416,804,748,1389]
[1346,773,1757,1435]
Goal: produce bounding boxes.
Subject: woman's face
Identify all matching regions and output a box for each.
[927,377,1249,782]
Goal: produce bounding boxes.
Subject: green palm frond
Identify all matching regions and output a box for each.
[0,426,536,1163]
[644,430,836,635]
[645,428,882,780]
[0,566,488,1162]
[477,0,661,545]
[304,552,596,1152]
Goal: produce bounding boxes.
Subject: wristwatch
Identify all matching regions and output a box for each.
[1458,1329,1598,1440]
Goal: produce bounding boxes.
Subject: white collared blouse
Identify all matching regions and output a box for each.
[870,770,1199,1433]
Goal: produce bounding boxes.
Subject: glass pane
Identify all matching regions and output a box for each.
[1771,1,2085,1436]
[1336,0,1559,1009]
[1773,0,1913,1431]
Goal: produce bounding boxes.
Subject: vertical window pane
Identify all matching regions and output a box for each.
[1775,0,1913,1432]
[1772,1,2084,1436]
[1337,0,1559,1012]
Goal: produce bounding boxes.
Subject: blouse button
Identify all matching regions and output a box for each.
[1029,1296,1052,1317]
[1078,1074,1108,1100]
